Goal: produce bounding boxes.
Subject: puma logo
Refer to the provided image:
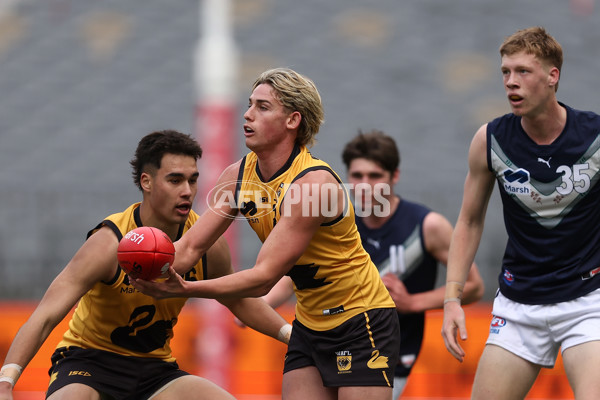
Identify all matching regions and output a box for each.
[537,157,551,168]
[367,349,389,369]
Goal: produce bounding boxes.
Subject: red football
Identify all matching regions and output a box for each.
[117,226,175,280]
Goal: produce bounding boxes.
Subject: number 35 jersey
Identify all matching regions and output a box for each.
[488,102,600,304]
[56,203,205,361]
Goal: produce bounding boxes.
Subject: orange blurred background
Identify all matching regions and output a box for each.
[0,301,572,400]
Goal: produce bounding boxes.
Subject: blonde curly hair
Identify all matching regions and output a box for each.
[252,68,325,147]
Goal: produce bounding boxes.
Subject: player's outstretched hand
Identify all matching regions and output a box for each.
[441,301,467,362]
[129,266,187,299]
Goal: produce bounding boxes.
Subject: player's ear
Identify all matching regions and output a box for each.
[548,66,560,89]
[286,111,301,130]
[141,172,152,191]
[392,168,400,185]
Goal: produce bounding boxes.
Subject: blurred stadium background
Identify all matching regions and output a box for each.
[0,0,597,398]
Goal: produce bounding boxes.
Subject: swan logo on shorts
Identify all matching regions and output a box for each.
[490,316,506,334]
[367,349,389,369]
[503,269,514,286]
[336,350,352,374]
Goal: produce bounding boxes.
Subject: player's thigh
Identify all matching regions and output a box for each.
[282,366,336,400]
[562,340,600,400]
[338,385,392,400]
[150,375,235,400]
[46,383,101,400]
[471,344,541,400]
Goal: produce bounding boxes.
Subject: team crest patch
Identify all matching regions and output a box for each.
[336,350,352,373]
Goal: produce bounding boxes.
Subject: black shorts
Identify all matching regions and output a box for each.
[46,347,188,400]
[283,307,400,387]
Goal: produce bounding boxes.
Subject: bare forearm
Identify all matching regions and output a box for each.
[186,268,276,299]
[405,286,446,313]
[263,276,294,308]
[172,236,206,275]
[3,310,59,375]
[221,297,290,343]
[447,220,483,285]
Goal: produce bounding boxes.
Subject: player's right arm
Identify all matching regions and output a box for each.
[203,237,292,344]
[171,161,240,275]
[0,227,119,398]
[441,124,495,362]
[262,276,295,309]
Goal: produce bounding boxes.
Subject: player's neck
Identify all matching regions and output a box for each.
[137,203,179,241]
[255,142,298,181]
[521,100,566,145]
[360,195,400,230]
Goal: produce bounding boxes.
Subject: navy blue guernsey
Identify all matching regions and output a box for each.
[487,103,600,304]
[356,199,437,378]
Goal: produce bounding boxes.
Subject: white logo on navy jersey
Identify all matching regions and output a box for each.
[537,157,551,168]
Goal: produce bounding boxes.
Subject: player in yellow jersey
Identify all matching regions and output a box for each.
[0,130,291,400]
[131,69,401,400]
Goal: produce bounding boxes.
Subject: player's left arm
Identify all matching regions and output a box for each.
[204,237,292,344]
[131,170,333,301]
[422,212,484,306]
[383,212,484,313]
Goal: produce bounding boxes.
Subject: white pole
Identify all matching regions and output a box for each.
[193,0,239,392]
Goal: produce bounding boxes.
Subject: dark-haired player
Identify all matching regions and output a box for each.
[0,130,290,400]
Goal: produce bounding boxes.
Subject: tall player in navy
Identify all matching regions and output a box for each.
[442,27,600,399]
[342,130,484,399]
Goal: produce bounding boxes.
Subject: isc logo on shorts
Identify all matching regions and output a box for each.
[336,350,352,374]
[490,316,506,334]
[69,370,92,377]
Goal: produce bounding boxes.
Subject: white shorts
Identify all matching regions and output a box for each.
[486,288,600,367]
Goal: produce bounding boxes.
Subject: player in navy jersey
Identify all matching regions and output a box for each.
[441,26,600,399]
[342,130,483,398]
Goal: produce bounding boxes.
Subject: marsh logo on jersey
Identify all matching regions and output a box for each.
[490,316,506,334]
[336,350,352,373]
[502,168,530,194]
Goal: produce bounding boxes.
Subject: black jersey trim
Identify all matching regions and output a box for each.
[93,220,123,285]
[234,156,247,210]
[255,144,301,182]
[133,205,143,227]
[201,253,208,280]
[283,165,348,227]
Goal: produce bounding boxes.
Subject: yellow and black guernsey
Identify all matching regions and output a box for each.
[236,145,395,331]
[56,203,205,361]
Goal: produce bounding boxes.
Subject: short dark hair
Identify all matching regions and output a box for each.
[130,130,203,190]
[341,130,400,174]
